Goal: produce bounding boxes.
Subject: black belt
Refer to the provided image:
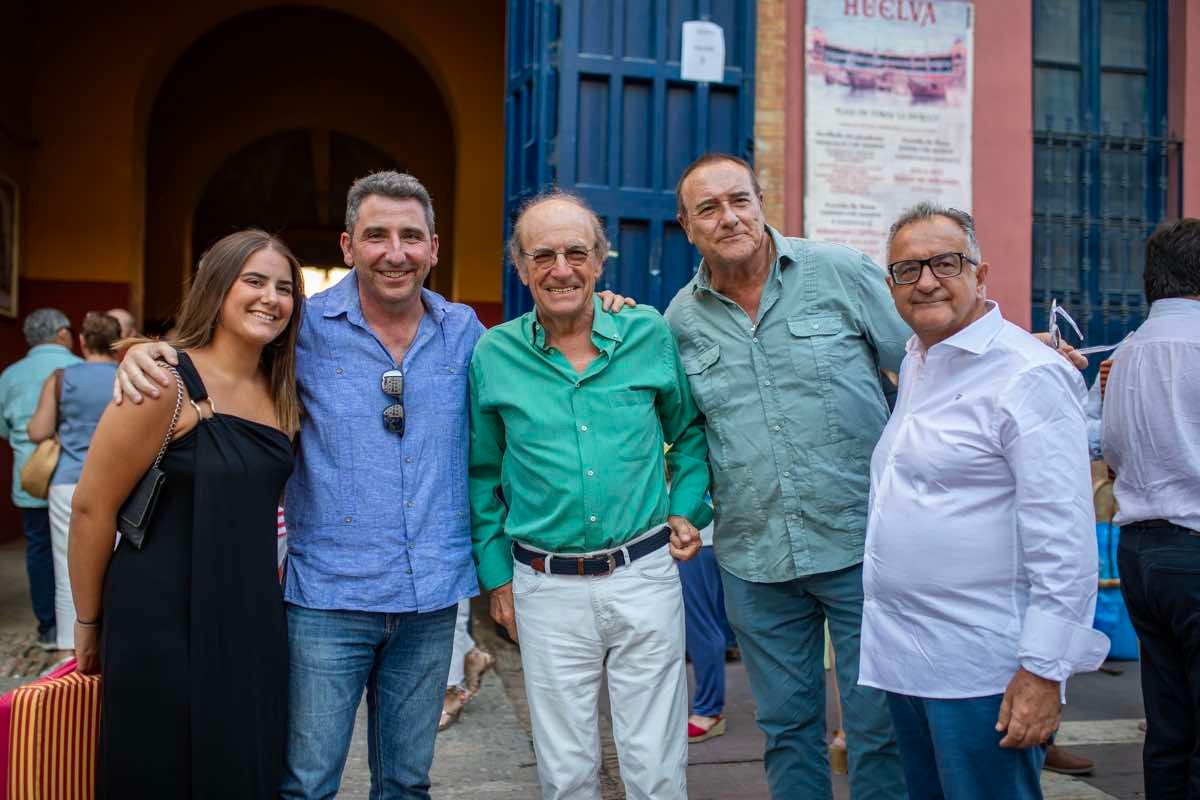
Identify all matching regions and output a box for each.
[1124,519,1198,535]
[512,526,671,576]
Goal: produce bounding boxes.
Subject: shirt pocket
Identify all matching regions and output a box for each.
[681,344,727,413]
[787,314,850,444]
[606,388,661,464]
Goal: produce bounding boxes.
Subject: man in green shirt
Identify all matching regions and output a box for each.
[665,154,910,800]
[469,191,710,799]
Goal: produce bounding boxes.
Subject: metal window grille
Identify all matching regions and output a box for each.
[1031,0,1180,370]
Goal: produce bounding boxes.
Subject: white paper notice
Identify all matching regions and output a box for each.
[681,21,725,83]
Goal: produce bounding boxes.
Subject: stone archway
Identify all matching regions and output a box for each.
[143,6,456,327]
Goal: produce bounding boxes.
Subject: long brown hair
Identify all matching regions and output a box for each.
[170,229,304,434]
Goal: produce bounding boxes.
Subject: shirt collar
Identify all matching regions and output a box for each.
[27,343,73,357]
[1148,296,1200,319]
[693,225,794,295]
[321,270,445,325]
[907,300,1004,357]
[527,294,622,351]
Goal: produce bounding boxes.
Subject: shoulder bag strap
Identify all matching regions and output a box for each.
[149,367,186,470]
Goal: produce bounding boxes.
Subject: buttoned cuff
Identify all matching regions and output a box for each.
[1018,606,1111,682]
[475,537,515,591]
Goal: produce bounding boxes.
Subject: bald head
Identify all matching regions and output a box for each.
[106,308,136,338]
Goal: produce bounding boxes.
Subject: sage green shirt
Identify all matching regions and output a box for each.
[664,227,911,582]
[469,297,711,590]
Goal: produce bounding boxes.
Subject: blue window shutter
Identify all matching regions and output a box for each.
[504,0,757,319]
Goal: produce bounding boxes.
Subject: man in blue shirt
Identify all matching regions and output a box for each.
[0,308,81,649]
[120,172,483,798]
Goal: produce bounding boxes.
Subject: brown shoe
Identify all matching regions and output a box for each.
[438,687,468,732]
[463,647,495,696]
[1043,744,1094,775]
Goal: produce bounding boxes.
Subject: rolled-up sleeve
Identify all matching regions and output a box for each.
[997,364,1111,682]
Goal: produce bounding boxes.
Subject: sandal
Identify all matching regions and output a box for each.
[438,687,469,732]
[463,647,495,696]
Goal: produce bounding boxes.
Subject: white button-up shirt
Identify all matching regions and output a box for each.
[859,303,1110,699]
[1102,298,1200,531]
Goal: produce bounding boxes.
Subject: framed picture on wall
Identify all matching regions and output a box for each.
[0,175,17,318]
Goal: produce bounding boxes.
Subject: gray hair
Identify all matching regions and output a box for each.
[507,189,610,275]
[345,171,435,236]
[887,202,982,264]
[22,308,71,347]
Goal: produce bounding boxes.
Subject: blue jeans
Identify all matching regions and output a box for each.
[21,508,54,635]
[680,546,736,716]
[280,603,457,800]
[886,692,1046,800]
[721,563,905,800]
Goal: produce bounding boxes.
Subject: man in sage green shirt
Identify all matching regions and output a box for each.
[469,191,710,799]
[665,154,911,800]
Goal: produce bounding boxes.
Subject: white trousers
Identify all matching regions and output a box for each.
[446,598,475,689]
[47,483,77,649]
[513,540,689,800]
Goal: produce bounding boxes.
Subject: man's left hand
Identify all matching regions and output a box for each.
[995,667,1061,749]
[667,515,701,561]
[1034,332,1088,370]
[597,290,637,313]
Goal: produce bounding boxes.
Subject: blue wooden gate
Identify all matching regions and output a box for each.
[504,0,757,319]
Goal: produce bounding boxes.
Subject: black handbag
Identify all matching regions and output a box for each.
[117,366,185,549]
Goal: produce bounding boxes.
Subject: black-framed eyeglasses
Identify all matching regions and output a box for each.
[887,252,977,285]
[520,246,596,271]
[381,369,405,435]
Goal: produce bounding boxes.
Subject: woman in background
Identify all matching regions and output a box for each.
[27,311,121,650]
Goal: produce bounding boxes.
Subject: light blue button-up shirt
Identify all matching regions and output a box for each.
[284,272,485,613]
[665,227,911,582]
[0,344,82,508]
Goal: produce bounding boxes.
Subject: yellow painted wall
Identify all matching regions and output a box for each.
[18,1,505,308]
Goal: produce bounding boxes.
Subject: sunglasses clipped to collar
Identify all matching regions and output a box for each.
[381,369,405,435]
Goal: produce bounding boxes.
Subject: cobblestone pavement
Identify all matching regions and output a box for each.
[0,539,1151,798]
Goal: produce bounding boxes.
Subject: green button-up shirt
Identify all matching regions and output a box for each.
[469,296,711,590]
[664,227,911,582]
[0,344,82,508]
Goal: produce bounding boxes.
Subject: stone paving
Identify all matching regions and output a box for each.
[0,538,1150,798]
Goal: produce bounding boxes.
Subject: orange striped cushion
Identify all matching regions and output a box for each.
[6,666,100,800]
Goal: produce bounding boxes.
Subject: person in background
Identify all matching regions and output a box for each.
[27,311,121,650]
[439,599,496,731]
[1102,218,1200,798]
[0,308,81,649]
[106,308,137,339]
[680,506,737,744]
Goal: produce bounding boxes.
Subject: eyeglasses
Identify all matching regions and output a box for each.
[520,246,595,271]
[381,369,405,435]
[887,252,976,285]
[1046,298,1128,355]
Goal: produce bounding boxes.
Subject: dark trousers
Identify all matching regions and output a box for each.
[1119,522,1200,799]
[679,545,736,716]
[21,508,55,635]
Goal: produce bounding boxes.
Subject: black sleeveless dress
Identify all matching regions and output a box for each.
[97,353,292,799]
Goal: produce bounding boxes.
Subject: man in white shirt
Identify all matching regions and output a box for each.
[1101,217,1200,798]
[859,203,1110,799]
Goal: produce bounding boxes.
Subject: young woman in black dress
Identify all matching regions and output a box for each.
[68,229,303,799]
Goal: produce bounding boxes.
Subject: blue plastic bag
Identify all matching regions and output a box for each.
[1093,521,1140,661]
